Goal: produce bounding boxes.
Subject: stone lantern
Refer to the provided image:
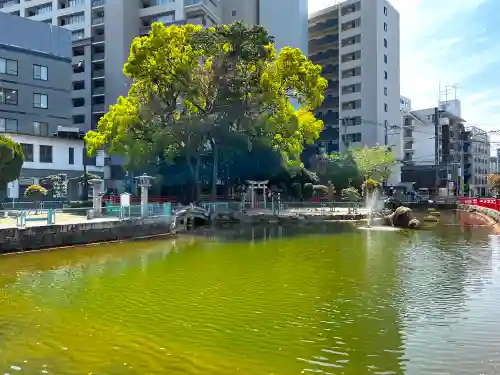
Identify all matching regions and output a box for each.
[134,173,154,217]
[88,178,104,215]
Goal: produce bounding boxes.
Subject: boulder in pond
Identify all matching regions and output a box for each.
[384,206,420,229]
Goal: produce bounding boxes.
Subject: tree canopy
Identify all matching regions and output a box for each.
[85,21,327,199]
[0,135,24,188]
[350,146,396,181]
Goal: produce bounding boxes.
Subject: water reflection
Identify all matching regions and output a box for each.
[0,212,499,374]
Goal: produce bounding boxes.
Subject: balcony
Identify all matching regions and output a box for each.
[92,16,104,25]
[92,86,105,96]
[92,103,105,113]
[0,0,20,8]
[309,17,338,34]
[92,52,105,61]
[92,0,104,8]
[92,69,105,79]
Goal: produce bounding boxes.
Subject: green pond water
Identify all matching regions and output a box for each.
[1,212,500,374]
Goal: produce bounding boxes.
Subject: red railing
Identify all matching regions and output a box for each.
[458,197,500,211]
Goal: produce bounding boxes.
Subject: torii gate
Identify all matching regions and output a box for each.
[246,180,269,209]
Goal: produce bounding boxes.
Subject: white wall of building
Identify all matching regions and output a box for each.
[334,0,400,149]
[5,133,106,172]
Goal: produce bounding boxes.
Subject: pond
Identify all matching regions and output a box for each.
[0,211,499,374]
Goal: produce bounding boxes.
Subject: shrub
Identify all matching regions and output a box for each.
[67,200,93,208]
[341,187,361,202]
[24,185,48,200]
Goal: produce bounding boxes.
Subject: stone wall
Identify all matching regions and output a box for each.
[0,217,174,253]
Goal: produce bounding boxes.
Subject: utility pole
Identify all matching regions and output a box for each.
[434,107,440,197]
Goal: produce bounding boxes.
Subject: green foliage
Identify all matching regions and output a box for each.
[291,182,302,199]
[24,185,48,200]
[313,184,328,197]
[84,21,327,199]
[341,187,361,202]
[40,173,68,198]
[309,151,361,191]
[350,146,396,181]
[0,135,24,187]
[303,183,314,199]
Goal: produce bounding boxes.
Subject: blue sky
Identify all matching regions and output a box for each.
[308,0,500,148]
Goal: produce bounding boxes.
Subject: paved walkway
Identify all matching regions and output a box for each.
[0,213,119,229]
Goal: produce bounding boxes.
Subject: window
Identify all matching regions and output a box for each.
[34,93,48,108]
[39,145,53,163]
[341,99,362,110]
[384,22,388,31]
[344,116,362,126]
[384,71,388,80]
[341,50,361,63]
[0,88,18,105]
[384,38,388,48]
[341,34,361,47]
[0,118,18,132]
[231,9,236,16]
[21,143,34,162]
[341,18,361,31]
[341,1,361,15]
[384,54,388,64]
[342,133,362,143]
[0,58,18,76]
[33,121,49,136]
[384,103,388,112]
[69,147,75,164]
[33,64,48,81]
[341,66,361,78]
[384,87,388,96]
[384,6,388,15]
[341,83,361,94]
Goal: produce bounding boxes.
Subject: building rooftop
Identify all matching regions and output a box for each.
[0,12,71,59]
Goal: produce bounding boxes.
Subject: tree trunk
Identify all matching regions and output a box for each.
[211,141,218,201]
[187,155,201,203]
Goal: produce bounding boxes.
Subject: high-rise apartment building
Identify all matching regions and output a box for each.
[0,11,108,199]
[308,0,400,153]
[0,0,220,187]
[220,0,308,54]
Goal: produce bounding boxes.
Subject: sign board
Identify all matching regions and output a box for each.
[120,192,131,207]
[7,180,19,199]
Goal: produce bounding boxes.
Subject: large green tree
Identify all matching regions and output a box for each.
[0,135,24,196]
[85,21,327,200]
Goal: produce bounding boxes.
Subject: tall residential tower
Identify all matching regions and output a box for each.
[308,0,400,152]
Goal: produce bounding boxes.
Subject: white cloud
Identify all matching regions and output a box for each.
[308,0,500,150]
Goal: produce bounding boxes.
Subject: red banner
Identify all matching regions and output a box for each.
[458,197,499,211]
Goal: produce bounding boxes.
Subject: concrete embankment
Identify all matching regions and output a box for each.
[0,216,175,253]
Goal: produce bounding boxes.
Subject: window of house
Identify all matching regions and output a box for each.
[39,145,53,163]
[33,121,49,136]
[34,93,48,108]
[384,103,388,112]
[0,58,18,76]
[0,87,18,105]
[231,9,236,16]
[384,87,388,96]
[384,6,388,15]
[341,50,361,63]
[21,143,34,162]
[0,117,18,132]
[384,71,388,80]
[341,18,361,31]
[384,38,388,47]
[33,64,48,81]
[342,133,362,143]
[384,54,388,63]
[384,22,388,31]
[69,147,75,164]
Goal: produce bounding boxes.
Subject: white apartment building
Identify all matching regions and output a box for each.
[308,0,400,153]
[220,0,308,54]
